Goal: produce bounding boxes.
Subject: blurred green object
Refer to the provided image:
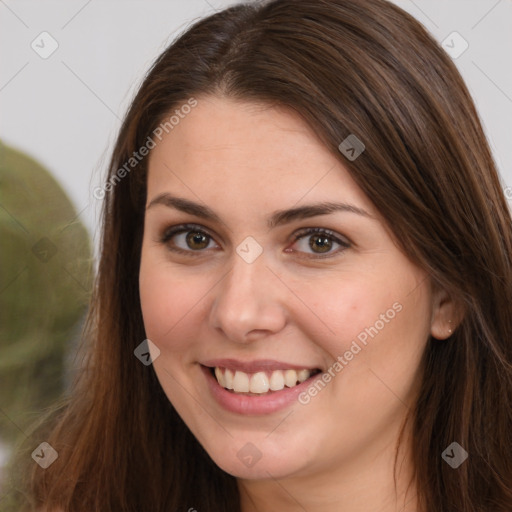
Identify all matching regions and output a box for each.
[0,140,92,445]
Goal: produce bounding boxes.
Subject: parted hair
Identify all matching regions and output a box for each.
[17,0,512,510]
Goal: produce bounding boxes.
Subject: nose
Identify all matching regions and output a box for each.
[209,251,288,343]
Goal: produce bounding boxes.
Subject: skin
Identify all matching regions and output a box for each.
[139,95,457,512]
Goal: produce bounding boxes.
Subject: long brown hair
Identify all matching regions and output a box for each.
[18,0,512,510]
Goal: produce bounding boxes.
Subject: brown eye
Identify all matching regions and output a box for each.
[186,231,210,250]
[309,234,332,253]
[160,224,218,253]
[290,228,350,258]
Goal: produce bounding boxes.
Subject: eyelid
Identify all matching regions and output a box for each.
[159,223,221,254]
[160,223,215,242]
[292,227,351,245]
[158,223,351,258]
[288,227,351,258]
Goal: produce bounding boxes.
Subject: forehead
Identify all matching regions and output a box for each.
[146,95,374,215]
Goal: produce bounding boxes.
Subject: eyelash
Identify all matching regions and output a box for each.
[159,223,351,259]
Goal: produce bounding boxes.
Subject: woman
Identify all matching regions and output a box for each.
[22,0,512,510]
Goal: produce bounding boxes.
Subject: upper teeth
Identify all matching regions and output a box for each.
[214,367,312,394]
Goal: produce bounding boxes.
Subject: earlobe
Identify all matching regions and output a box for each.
[430,287,463,340]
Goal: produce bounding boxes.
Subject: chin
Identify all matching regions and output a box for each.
[201,433,315,480]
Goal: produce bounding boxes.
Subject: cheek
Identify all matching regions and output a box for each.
[139,255,207,350]
[295,270,430,382]
[291,276,429,441]
[138,258,207,408]
[291,274,398,352]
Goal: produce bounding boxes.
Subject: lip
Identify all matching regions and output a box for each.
[201,363,321,415]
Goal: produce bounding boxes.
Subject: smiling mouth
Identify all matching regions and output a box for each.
[210,367,322,395]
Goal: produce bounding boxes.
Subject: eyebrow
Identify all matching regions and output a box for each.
[146,193,371,228]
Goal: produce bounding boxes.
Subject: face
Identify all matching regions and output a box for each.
[139,95,447,482]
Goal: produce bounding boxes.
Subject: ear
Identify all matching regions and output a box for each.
[430,286,463,340]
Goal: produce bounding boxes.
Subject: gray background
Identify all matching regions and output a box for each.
[1,0,511,240]
[0,0,511,485]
